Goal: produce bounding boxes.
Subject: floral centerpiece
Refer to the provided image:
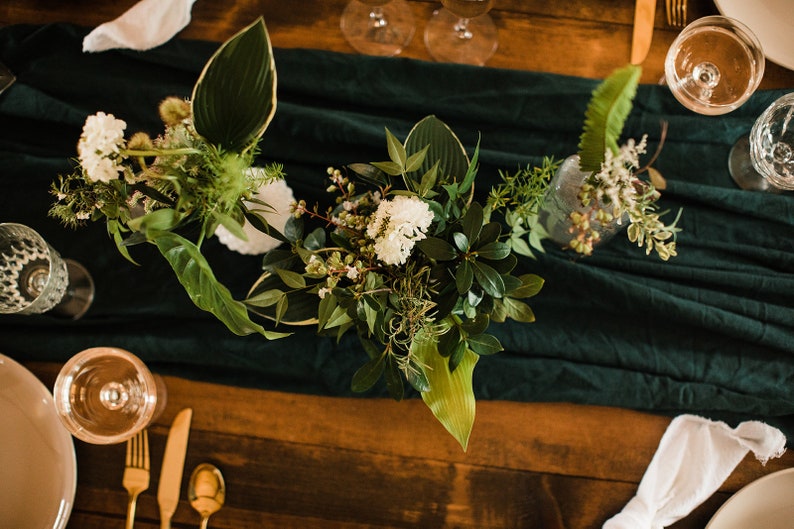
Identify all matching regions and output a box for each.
[50,19,680,450]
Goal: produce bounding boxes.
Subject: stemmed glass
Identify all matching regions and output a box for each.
[664,16,764,116]
[340,0,416,57]
[0,62,14,95]
[53,347,166,444]
[729,92,794,192]
[424,0,498,66]
[0,223,94,319]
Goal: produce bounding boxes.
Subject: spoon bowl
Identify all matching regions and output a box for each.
[188,463,225,529]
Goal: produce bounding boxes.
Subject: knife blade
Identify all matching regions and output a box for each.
[157,408,192,529]
[630,0,656,64]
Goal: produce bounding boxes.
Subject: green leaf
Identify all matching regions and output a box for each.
[413,333,478,451]
[405,115,469,182]
[245,288,283,308]
[212,210,247,241]
[452,232,469,253]
[416,237,458,261]
[578,64,641,172]
[455,260,473,294]
[192,17,277,151]
[462,202,483,244]
[152,231,288,339]
[385,127,407,167]
[508,274,545,299]
[405,144,430,173]
[275,268,306,289]
[347,163,389,187]
[467,333,504,356]
[370,160,404,176]
[351,356,385,393]
[502,297,536,323]
[476,241,510,260]
[127,208,180,233]
[283,215,303,243]
[459,137,480,194]
[471,260,505,298]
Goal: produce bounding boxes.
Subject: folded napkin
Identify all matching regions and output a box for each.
[215,175,295,255]
[83,0,197,52]
[603,414,786,529]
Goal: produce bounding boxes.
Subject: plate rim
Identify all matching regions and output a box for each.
[706,467,794,528]
[0,353,77,529]
[714,0,794,71]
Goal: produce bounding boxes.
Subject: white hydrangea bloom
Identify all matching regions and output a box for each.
[77,112,127,183]
[366,195,435,266]
[215,173,295,255]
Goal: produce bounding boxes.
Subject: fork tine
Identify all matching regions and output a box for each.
[665,0,673,26]
[126,433,133,466]
[142,429,149,471]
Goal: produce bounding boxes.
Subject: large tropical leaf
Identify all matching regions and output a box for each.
[152,231,288,339]
[577,64,641,172]
[192,17,277,151]
[413,330,478,451]
[405,115,469,182]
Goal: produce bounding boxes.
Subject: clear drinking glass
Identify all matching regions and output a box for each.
[0,223,94,319]
[53,347,166,444]
[0,62,14,95]
[340,0,416,57]
[424,0,498,66]
[664,16,764,115]
[729,92,794,192]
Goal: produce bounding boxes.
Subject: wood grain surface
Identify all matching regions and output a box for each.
[5,1,794,528]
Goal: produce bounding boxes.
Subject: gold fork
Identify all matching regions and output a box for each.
[123,429,150,529]
[666,0,687,27]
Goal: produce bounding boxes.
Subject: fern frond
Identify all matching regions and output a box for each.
[577,65,642,173]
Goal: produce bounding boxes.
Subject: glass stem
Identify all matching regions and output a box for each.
[370,7,387,28]
[454,18,473,40]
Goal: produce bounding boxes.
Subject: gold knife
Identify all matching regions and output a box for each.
[630,0,657,64]
[157,408,193,529]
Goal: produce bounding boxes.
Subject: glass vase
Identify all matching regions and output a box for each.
[539,154,626,251]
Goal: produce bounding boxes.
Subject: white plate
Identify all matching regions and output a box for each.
[715,0,794,71]
[0,354,76,529]
[706,467,794,528]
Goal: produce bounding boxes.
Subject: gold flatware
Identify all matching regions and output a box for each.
[157,408,193,529]
[666,0,687,27]
[631,0,657,64]
[188,463,226,529]
[123,429,150,529]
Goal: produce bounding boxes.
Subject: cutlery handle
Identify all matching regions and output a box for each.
[159,513,171,529]
[126,493,139,529]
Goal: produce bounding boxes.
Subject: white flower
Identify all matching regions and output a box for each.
[215,173,295,255]
[77,112,127,183]
[318,287,331,299]
[366,195,434,266]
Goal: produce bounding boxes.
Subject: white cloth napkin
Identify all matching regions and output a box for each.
[215,176,295,255]
[603,414,786,529]
[83,0,197,53]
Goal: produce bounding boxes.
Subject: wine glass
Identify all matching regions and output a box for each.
[53,347,167,444]
[424,0,498,66]
[0,223,94,319]
[340,0,416,57]
[729,92,794,192]
[664,16,764,116]
[0,61,14,95]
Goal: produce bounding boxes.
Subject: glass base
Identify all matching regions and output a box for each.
[340,0,416,57]
[424,8,498,66]
[50,259,95,320]
[728,135,783,193]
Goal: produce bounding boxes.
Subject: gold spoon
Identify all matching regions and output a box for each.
[187,463,226,529]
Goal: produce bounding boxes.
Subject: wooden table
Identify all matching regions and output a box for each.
[6,1,794,528]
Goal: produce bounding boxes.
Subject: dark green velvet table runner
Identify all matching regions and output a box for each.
[1,23,792,436]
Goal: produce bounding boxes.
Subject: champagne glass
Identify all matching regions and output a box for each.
[424,0,498,66]
[53,347,166,444]
[340,0,416,57]
[729,92,794,192]
[664,16,764,115]
[0,223,94,319]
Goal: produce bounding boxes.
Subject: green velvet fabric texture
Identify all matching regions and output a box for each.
[1,24,792,435]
